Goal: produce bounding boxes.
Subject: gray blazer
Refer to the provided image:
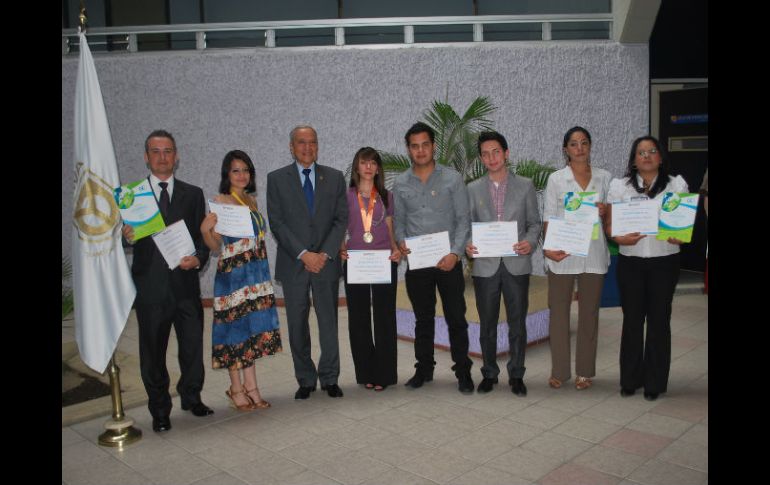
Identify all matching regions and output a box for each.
[467,173,542,277]
[266,163,348,283]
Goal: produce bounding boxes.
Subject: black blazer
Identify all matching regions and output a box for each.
[131,178,210,305]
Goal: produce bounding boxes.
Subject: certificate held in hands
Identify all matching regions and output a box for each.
[113,178,166,241]
[405,231,450,270]
[610,199,659,236]
[657,192,699,242]
[471,221,518,258]
[347,250,391,284]
[208,200,255,238]
[152,220,196,269]
[543,217,593,257]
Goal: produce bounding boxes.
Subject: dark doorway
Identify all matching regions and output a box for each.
[658,87,708,272]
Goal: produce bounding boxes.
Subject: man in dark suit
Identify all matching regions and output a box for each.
[122,130,212,432]
[465,131,542,397]
[266,125,348,400]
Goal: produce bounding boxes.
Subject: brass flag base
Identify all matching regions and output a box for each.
[97,355,143,448]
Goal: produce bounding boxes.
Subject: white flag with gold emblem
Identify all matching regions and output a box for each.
[72,31,136,374]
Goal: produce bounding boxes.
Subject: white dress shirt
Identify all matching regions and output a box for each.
[607,174,689,258]
[543,165,611,274]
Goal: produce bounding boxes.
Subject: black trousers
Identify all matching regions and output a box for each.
[405,263,472,377]
[473,263,530,381]
[135,295,205,418]
[616,253,680,394]
[344,262,398,386]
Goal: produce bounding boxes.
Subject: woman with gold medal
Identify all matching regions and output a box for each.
[339,147,401,391]
[201,150,282,411]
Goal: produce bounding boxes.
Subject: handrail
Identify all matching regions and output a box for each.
[62,13,613,54]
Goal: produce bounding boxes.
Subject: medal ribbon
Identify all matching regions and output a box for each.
[356,187,377,239]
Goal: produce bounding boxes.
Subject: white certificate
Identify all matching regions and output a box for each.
[563,191,600,240]
[151,220,196,269]
[405,231,451,270]
[471,221,518,258]
[542,217,593,257]
[611,199,659,236]
[347,250,392,284]
[208,200,255,238]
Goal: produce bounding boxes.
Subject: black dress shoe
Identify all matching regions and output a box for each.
[405,371,433,389]
[294,386,316,400]
[321,384,344,398]
[620,387,636,397]
[152,416,172,432]
[510,378,527,397]
[477,377,498,393]
[184,402,214,417]
[458,373,474,394]
[643,391,659,401]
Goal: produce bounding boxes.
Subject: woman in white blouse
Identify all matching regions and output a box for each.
[543,127,611,391]
[606,136,688,402]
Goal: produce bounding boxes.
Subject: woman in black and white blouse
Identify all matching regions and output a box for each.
[606,136,688,402]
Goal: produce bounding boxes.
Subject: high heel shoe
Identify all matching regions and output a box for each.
[245,386,271,409]
[225,387,254,411]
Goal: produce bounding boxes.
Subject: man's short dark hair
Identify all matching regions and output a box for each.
[404,122,435,145]
[477,131,508,154]
[145,129,177,153]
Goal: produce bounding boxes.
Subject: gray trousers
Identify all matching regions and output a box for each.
[473,263,530,381]
[283,275,340,388]
[547,272,604,382]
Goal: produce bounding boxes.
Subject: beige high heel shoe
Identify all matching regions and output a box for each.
[245,386,271,408]
[225,387,254,411]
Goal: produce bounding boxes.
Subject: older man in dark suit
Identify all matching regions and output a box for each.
[122,129,212,433]
[465,131,542,397]
[266,125,348,399]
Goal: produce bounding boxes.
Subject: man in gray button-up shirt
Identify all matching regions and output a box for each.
[393,122,474,394]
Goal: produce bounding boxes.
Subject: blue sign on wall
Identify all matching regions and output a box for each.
[671,114,708,124]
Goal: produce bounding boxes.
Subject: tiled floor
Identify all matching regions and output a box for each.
[62,288,707,485]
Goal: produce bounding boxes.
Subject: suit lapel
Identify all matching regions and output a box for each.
[503,173,517,220]
[477,175,495,221]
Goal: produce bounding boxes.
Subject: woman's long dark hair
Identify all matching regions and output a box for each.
[219,150,256,195]
[624,136,670,198]
[350,147,389,208]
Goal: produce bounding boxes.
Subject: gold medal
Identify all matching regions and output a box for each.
[363,231,374,243]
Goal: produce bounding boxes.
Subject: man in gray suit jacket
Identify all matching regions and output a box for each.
[266,125,348,400]
[465,131,542,396]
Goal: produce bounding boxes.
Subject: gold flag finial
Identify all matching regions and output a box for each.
[78,2,87,32]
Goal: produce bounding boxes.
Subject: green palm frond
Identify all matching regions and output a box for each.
[513,159,558,191]
[379,152,412,190]
[465,158,488,184]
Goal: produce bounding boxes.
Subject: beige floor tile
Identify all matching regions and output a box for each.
[580,398,656,427]
[321,421,394,450]
[626,413,695,439]
[475,419,544,447]
[360,467,438,485]
[656,440,708,472]
[537,391,610,415]
[648,397,708,423]
[401,418,468,447]
[677,423,707,446]
[247,424,319,452]
[432,405,499,432]
[551,415,622,443]
[274,469,343,485]
[227,448,307,482]
[165,423,246,453]
[62,427,85,446]
[398,448,478,484]
[62,440,112,467]
[540,462,621,485]
[448,465,533,485]
[506,404,573,430]
[438,427,515,464]
[626,458,708,485]
[521,430,594,462]
[62,455,151,485]
[357,435,433,466]
[601,429,673,458]
[465,390,536,416]
[278,437,351,468]
[572,444,647,478]
[487,446,563,481]
[190,471,251,485]
[107,435,192,471]
[196,439,269,470]
[290,409,358,436]
[365,408,431,435]
[311,451,392,485]
[139,452,221,484]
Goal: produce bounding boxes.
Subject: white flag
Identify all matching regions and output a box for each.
[72,31,136,374]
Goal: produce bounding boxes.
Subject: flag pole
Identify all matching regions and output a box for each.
[98,354,142,448]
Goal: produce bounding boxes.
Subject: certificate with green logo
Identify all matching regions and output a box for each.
[113,178,166,241]
[657,192,699,242]
[564,191,600,240]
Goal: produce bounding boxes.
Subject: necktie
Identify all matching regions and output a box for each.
[302,168,314,215]
[158,181,170,220]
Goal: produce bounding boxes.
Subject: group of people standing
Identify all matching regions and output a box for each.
[121,123,692,433]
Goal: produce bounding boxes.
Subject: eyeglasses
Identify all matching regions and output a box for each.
[637,148,659,158]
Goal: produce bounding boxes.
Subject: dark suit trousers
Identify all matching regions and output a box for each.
[405,263,472,377]
[283,275,340,388]
[344,262,398,386]
[617,253,679,394]
[135,295,205,417]
[473,262,530,381]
